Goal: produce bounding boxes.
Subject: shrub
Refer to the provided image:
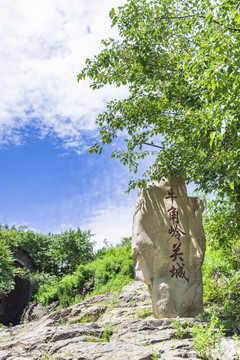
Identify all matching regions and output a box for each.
[221,271,240,333]
[173,319,190,340]
[191,313,224,360]
[33,275,59,306]
[34,240,134,306]
[57,274,77,307]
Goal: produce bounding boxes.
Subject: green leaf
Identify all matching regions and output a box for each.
[235,13,240,24]
[109,8,115,19]
[210,132,216,148]
[77,0,240,203]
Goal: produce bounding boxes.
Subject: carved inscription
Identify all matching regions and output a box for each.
[166,189,189,282]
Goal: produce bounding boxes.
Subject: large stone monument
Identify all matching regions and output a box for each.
[132,176,206,318]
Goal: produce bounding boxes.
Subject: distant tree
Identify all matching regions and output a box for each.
[78,0,240,204]
[51,228,95,274]
[16,230,55,274]
[0,225,95,295]
[119,236,132,248]
[0,225,23,294]
[0,240,16,294]
[18,227,94,275]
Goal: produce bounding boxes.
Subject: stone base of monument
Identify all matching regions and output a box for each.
[132,176,206,318]
[149,277,204,318]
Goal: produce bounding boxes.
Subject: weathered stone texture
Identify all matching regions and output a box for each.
[132,177,206,318]
[0,282,237,360]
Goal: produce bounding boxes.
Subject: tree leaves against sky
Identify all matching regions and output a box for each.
[78,0,240,204]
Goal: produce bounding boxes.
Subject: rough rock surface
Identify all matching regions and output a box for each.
[0,281,237,360]
[132,176,206,318]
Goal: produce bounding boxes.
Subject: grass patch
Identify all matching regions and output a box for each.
[137,309,152,319]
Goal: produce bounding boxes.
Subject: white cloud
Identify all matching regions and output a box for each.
[0,153,137,249]
[0,0,166,247]
[0,0,127,148]
[84,198,136,250]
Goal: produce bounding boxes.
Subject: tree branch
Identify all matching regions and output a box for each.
[156,14,240,32]
[143,142,163,149]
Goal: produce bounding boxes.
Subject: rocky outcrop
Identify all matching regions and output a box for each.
[132,177,206,318]
[0,282,237,360]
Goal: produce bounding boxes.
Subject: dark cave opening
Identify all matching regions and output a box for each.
[0,273,31,326]
[0,251,35,326]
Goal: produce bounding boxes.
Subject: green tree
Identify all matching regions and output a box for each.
[201,193,240,269]
[0,224,95,292]
[18,227,94,275]
[0,240,16,294]
[17,229,58,274]
[78,0,240,203]
[51,228,95,274]
[0,225,23,294]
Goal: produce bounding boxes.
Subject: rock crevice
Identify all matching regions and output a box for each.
[0,281,236,360]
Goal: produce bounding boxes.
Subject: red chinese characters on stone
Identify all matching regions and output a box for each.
[169,224,186,241]
[166,189,177,204]
[170,263,189,282]
[170,242,184,262]
[168,206,179,224]
[166,188,189,282]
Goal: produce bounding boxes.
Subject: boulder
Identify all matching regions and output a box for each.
[132,176,206,318]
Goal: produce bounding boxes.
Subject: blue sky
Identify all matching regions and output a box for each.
[0,0,194,249]
[0,131,136,248]
[0,0,137,249]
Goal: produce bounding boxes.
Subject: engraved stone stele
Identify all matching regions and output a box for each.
[132,176,206,318]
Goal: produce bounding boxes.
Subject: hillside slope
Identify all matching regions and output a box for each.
[0,282,237,360]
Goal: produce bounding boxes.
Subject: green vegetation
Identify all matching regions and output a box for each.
[38,351,59,360]
[0,3,239,359]
[173,315,227,359]
[192,313,224,360]
[77,0,240,342]
[151,350,160,360]
[16,227,94,275]
[0,225,94,295]
[173,319,189,340]
[82,335,101,343]
[137,309,152,319]
[0,226,133,305]
[73,314,96,324]
[0,239,18,294]
[71,308,106,324]
[0,225,31,294]
[232,334,240,359]
[199,194,240,334]
[101,327,113,342]
[34,237,134,306]
[173,313,226,359]
[78,0,240,205]
[82,327,113,343]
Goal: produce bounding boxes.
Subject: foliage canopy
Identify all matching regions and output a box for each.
[34,237,134,306]
[0,225,94,295]
[78,0,240,202]
[18,227,94,275]
[0,225,25,294]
